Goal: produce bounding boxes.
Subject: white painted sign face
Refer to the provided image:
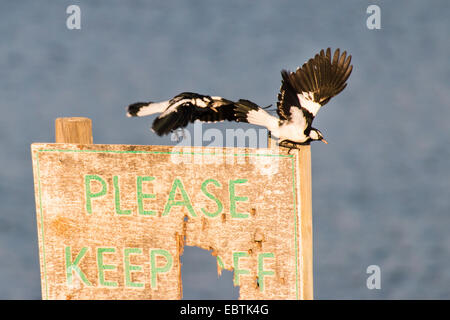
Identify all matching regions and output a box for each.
[31,143,310,300]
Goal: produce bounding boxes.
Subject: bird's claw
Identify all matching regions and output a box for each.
[278,140,309,153]
[172,128,186,143]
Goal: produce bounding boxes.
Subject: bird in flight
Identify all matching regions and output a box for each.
[126,48,352,149]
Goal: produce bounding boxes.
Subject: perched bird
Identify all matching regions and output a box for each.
[126,48,353,149]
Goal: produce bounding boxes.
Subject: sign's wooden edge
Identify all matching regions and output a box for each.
[31,142,294,157]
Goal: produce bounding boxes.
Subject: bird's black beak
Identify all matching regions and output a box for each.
[321,138,328,144]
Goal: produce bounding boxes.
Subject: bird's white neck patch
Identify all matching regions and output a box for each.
[309,130,319,140]
[298,92,321,116]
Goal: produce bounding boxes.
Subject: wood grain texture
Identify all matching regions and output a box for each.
[55,117,93,144]
[31,142,313,300]
[296,146,313,299]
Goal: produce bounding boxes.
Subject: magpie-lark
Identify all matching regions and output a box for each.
[126,48,353,149]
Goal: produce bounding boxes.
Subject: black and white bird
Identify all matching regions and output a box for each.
[126,48,353,149]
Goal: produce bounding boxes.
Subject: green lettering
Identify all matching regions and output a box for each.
[124,248,144,288]
[113,176,132,215]
[162,178,196,217]
[65,246,92,286]
[257,252,275,291]
[137,176,156,216]
[233,251,250,286]
[84,175,107,214]
[201,179,223,217]
[216,255,225,270]
[150,249,173,289]
[97,247,118,287]
[229,179,249,218]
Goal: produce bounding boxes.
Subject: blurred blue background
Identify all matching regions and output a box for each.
[1,0,449,299]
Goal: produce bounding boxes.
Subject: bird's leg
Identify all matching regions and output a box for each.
[278,140,310,154]
[278,140,299,150]
[173,128,185,143]
[278,140,297,154]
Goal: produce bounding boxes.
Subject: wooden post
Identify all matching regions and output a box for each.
[267,135,314,299]
[55,117,93,144]
[297,145,313,299]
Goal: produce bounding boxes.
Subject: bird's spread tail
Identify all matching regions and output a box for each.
[234,99,279,132]
[126,100,170,117]
[234,99,260,122]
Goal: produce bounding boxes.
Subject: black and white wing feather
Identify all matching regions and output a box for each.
[277,48,353,122]
[127,92,255,136]
[277,70,302,121]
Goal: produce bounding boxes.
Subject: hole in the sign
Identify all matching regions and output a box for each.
[181,246,239,299]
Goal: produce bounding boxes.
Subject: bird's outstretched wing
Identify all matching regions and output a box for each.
[277,70,302,121]
[277,48,353,122]
[127,92,253,136]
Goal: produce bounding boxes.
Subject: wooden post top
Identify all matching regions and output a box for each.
[55,117,93,144]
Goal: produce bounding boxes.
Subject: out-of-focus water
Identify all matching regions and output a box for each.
[0,0,449,299]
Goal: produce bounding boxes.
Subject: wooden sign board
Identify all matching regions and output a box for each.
[31,143,312,300]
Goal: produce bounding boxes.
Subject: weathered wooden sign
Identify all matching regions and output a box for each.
[31,139,312,299]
